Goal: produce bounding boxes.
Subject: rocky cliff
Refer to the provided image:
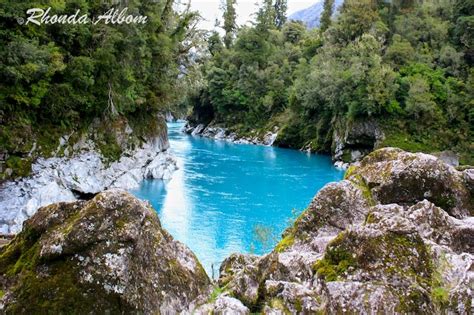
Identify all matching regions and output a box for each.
[0,116,177,234]
[0,148,472,314]
[0,190,210,314]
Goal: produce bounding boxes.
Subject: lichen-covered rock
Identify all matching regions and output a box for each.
[194,294,250,315]
[213,148,473,314]
[346,147,473,218]
[218,253,259,288]
[0,190,210,314]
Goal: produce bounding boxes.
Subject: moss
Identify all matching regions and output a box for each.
[380,131,438,153]
[432,287,449,305]
[395,287,432,314]
[275,234,295,253]
[362,233,433,290]
[456,165,474,171]
[314,230,433,291]
[4,156,32,178]
[365,212,377,224]
[0,219,128,314]
[431,194,456,211]
[7,242,41,276]
[0,226,41,276]
[36,127,62,157]
[294,298,303,312]
[341,149,352,163]
[313,232,357,282]
[97,135,122,163]
[268,298,291,315]
[7,258,127,314]
[430,253,450,309]
[209,286,225,303]
[344,165,357,179]
[349,174,375,206]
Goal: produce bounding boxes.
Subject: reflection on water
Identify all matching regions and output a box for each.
[131,122,344,276]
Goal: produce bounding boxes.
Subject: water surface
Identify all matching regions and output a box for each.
[131,122,343,276]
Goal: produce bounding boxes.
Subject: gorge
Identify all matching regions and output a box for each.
[1,0,473,313]
[130,122,343,275]
[0,148,472,313]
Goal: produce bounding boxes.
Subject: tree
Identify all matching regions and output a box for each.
[188,0,474,164]
[320,0,335,32]
[274,0,287,29]
[0,0,200,160]
[384,34,415,69]
[222,0,237,48]
[256,0,276,31]
[404,75,439,119]
[208,31,224,56]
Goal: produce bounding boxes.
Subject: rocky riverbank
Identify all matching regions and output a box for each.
[183,119,384,167]
[0,147,471,313]
[184,122,279,146]
[0,116,177,235]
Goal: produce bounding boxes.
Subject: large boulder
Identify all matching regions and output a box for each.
[0,190,210,314]
[346,147,473,217]
[210,148,473,314]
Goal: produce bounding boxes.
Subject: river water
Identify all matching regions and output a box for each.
[130,122,343,276]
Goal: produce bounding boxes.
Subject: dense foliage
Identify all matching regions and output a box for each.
[190,0,474,164]
[0,0,199,177]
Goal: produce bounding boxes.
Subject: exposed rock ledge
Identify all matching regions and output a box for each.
[184,123,279,146]
[0,135,177,235]
[0,148,472,314]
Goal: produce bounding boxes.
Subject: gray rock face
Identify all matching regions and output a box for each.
[194,295,250,315]
[184,122,279,146]
[208,148,473,314]
[0,128,177,235]
[351,148,473,218]
[333,119,385,163]
[0,190,211,314]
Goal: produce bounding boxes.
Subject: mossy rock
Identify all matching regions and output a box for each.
[349,148,473,218]
[0,190,210,313]
[314,228,434,312]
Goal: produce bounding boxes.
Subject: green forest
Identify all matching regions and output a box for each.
[188,0,474,164]
[1,0,473,181]
[0,0,199,178]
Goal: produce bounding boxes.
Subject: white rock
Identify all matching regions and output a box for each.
[0,140,177,235]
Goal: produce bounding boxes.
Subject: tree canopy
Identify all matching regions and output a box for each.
[189,0,474,164]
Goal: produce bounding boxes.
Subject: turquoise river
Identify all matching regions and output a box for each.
[131,122,344,276]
